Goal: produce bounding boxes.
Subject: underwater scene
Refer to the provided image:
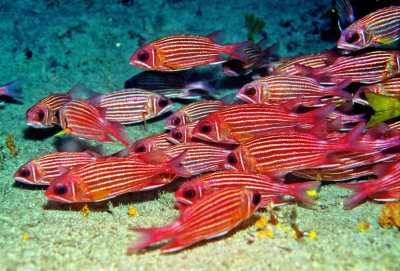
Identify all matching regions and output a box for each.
[1,0,400,270]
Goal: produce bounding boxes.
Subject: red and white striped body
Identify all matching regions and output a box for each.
[88,89,174,124]
[13,151,101,185]
[354,77,400,105]
[237,74,352,106]
[174,170,320,207]
[45,152,189,203]
[127,187,261,252]
[165,100,225,129]
[337,6,400,51]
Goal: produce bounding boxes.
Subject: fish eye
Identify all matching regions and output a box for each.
[227,153,237,165]
[252,193,261,205]
[172,118,181,126]
[200,122,212,134]
[20,168,31,177]
[134,143,146,153]
[245,87,256,96]
[54,184,68,195]
[158,98,169,107]
[137,50,150,62]
[345,32,360,44]
[38,111,45,121]
[183,188,196,199]
[172,131,182,140]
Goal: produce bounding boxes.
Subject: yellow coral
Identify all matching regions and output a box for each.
[5,134,18,158]
[80,204,89,216]
[357,222,370,232]
[379,201,400,229]
[128,206,139,216]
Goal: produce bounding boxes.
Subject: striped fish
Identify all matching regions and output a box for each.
[26,83,97,128]
[225,122,371,179]
[166,120,199,144]
[0,79,22,105]
[124,71,218,99]
[192,103,336,144]
[58,99,132,146]
[296,50,400,84]
[13,151,102,185]
[354,76,400,105]
[127,187,261,252]
[165,100,225,129]
[268,51,338,76]
[88,89,174,124]
[45,151,190,203]
[337,160,400,207]
[236,74,352,106]
[129,31,254,71]
[337,6,400,51]
[174,170,320,207]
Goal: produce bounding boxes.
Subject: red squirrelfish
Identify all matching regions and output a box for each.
[129,31,254,71]
[192,103,336,144]
[127,187,261,252]
[166,120,200,145]
[0,79,22,104]
[45,151,190,203]
[26,83,96,128]
[87,89,174,125]
[296,50,400,84]
[13,151,102,185]
[165,100,225,129]
[236,74,352,106]
[337,161,400,207]
[268,51,338,75]
[337,6,400,51]
[174,170,320,207]
[354,77,400,105]
[225,122,372,179]
[58,99,132,146]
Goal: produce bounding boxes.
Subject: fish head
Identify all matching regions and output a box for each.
[192,115,232,143]
[129,43,161,70]
[167,125,192,144]
[45,173,85,203]
[130,139,152,154]
[241,188,262,219]
[165,112,187,130]
[337,24,371,51]
[174,178,208,205]
[237,81,265,104]
[149,95,174,116]
[26,103,53,128]
[13,161,42,185]
[225,147,255,172]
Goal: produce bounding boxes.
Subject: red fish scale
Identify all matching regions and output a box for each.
[362,6,400,40]
[154,35,225,68]
[292,164,375,181]
[162,143,229,175]
[272,52,334,75]
[94,89,173,124]
[317,51,400,84]
[356,77,400,100]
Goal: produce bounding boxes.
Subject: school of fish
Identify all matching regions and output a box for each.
[10,4,400,253]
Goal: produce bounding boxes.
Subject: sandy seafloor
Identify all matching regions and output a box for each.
[0,0,399,270]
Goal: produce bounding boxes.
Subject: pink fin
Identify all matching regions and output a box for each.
[336,181,372,207]
[127,222,179,251]
[105,121,132,146]
[1,78,22,99]
[335,122,372,153]
[225,40,255,62]
[287,181,321,205]
[373,163,394,178]
[67,83,99,100]
[161,237,192,253]
[302,103,336,123]
[206,30,225,43]
[164,150,191,177]
[326,78,353,100]
[57,166,71,175]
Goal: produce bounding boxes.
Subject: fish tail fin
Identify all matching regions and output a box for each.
[326,78,353,100]
[336,181,372,207]
[335,122,372,153]
[165,150,191,177]
[2,78,23,99]
[225,40,255,62]
[128,222,179,251]
[262,42,280,59]
[353,86,370,106]
[302,103,336,123]
[105,121,132,146]
[288,181,321,205]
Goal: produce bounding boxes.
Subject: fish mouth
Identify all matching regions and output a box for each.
[174,197,193,205]
[13,176,36,185]
[236,93,256,104]
[130,59,153,70]
[26,121,45,128]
